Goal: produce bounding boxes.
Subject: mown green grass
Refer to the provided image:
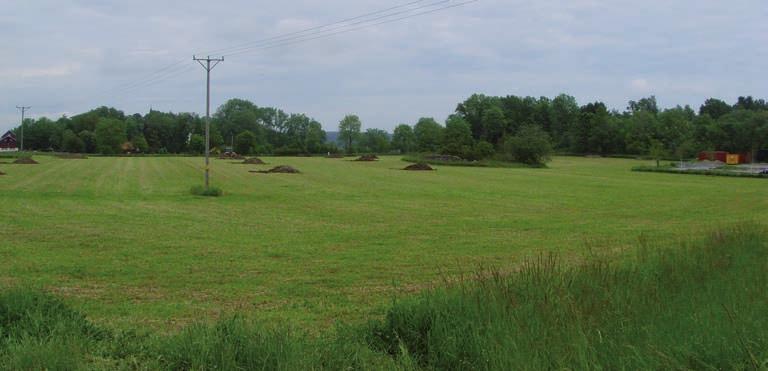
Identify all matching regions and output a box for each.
[2,226,766,369]
[0,155,766,331]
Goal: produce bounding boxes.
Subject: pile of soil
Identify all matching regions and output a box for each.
[242,157,265,165]
[250,165,301,174]
[424,154,462,162]
[218,152,245,160]
[57,153,88,159]
[355,154,379,161]
[13,157,38,164]
[404,163,435,171]
[0,171,5,175]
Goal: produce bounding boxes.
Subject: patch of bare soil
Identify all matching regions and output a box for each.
[404,163,435,171]
[218,152,245,160]
[13,157,38,164]
[250,165,300,174]
[0,171,5,175]
[355,154,379,161]
[57,153,88,159]
[424,154,462,161]
[242,157,265,164]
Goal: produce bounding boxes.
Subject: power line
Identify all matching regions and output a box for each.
[219,0,452,57]
[200,0,449,57]
[224,0,478,58]
[106,0,468,96]
[35,0,479,112]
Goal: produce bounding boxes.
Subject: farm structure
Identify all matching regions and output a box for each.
[0,131,18,151]
[698,151,754,164]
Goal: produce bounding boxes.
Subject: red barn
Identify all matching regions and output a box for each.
[0,131,18,151]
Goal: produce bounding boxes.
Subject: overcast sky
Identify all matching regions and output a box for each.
[1,0,766,133]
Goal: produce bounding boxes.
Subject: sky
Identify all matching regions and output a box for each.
[1,0,766,133]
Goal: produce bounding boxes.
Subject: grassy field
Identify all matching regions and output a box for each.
[0,155,766,331]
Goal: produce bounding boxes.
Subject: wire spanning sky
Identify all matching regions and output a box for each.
[1,0,766,133]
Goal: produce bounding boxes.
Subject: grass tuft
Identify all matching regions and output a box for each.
[190,185,223,197]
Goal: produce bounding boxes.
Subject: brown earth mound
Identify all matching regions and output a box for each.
[57,153,88,159]
[218,152,245,160]
[355,154,379,161]
[250,165,300,174]
[0,171,5,175]
[13,157,38,164]
[424,154,462,162]
[242,157,265,164]
[404,163,435,171]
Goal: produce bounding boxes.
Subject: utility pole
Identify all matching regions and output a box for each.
[193,56,224,190]
[16,106,30,152]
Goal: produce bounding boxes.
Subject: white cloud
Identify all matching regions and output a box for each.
[630,78,651,93]
[0,64,80,80]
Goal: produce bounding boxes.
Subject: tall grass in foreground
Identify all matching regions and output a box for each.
[1,225,767,370]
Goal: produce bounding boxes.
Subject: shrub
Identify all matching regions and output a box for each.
[501,124,553,165]
[235,130,256,155]
[467,140,495,160]
[190,185,223,197]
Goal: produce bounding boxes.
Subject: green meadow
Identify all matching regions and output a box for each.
[0,155,766,332]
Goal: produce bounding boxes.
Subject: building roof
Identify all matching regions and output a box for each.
[1,131,16,140]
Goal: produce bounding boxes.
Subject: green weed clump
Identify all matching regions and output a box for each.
[366,225,768,369]
[0,289,109,370]
[190,185,223,197]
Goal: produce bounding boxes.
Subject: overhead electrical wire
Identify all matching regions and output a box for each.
[103,0,444,96]
[196,0,431,56]
[82,0,479,101]
[224,0,478,58]
[200,0,451,57]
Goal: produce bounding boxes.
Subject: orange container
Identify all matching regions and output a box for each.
[726,154,740,165]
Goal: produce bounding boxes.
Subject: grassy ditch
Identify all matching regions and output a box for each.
[2,225,767,369]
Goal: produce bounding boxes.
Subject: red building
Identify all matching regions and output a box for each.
[0,131,18,151]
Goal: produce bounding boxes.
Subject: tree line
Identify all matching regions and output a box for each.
[10,99,334,156]
[10,95,768,164]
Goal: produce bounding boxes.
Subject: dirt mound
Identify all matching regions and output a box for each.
[404,163,435,171]
[355,154,379,161]
[242,157,265,164]
[13,157,38,164]
[57,153,88,159]
[218,152,245,160]
[250,165,300,174]
[0,171,5,175]
[424,154,462,162]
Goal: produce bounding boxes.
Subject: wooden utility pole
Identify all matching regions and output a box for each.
[193,56,224,190]
[16,106,30,152]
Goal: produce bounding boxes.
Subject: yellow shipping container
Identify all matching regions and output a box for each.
[726,154,740,165]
